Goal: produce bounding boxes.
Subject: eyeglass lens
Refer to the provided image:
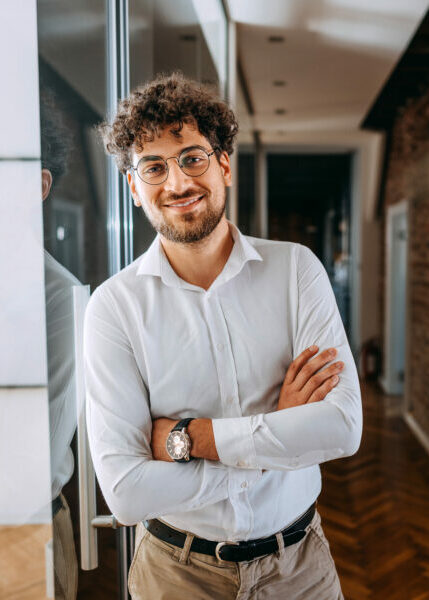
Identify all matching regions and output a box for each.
[137,147,210,184]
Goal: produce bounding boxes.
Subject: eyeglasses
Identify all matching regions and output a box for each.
[129,145,218,185]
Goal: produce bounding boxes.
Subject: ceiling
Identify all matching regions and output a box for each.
[227,0,429,144]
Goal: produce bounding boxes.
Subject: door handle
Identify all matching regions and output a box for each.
[73,285,99,570]
[92,515,121,528]
[73,286,128,574]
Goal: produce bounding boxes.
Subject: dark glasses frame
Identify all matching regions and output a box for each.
[129,145,218,185]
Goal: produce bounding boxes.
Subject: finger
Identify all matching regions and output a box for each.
[284,345,319,384]
[294,347,338,390]
[307,374,340,403]
[300,361,344,399]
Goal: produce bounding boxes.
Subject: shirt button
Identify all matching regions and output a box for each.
[237,461,247,467]
[241,481,248,489]
[216,342,224,351]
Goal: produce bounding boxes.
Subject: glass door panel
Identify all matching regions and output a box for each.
[37,1,117,597]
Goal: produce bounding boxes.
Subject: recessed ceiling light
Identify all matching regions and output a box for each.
[275,108,287,115]
[268,35,285,43]
[273,80,287,87]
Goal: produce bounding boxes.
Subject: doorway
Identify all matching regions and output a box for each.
[267,153,353,337]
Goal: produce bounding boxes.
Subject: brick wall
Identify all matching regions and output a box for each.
[381,89,429,435]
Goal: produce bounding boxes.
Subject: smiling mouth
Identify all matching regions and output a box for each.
[165,194,204,208]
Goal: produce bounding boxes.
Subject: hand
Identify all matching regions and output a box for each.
[151,417,179,461]
[277,346,343,410]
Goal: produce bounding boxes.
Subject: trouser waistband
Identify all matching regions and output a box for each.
[144,502,316,562]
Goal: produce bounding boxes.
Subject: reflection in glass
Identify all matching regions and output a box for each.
[37,0,110,597]
[40,88,80,598]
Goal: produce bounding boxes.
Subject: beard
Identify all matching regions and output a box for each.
[142,189,226,244]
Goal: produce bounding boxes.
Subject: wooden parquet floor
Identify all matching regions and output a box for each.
[319,380,429,600]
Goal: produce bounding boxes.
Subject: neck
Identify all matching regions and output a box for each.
[160,216,234,290]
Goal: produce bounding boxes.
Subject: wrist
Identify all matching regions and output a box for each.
[188,418,219,461]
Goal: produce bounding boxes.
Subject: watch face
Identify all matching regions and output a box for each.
[166,430,190,461]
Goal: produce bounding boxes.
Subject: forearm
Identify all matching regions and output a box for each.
[186,354,361,471]
[212,387,362,471]
[96,419,260,526]
[162,395,360,470]
[94,454,234,526]
[150,417,219,461]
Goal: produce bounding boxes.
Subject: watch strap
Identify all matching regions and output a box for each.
[170,418,195,462]
[172,417,195,432]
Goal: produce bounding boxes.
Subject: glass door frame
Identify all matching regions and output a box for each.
[107,0,133,277]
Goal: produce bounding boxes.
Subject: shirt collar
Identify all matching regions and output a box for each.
[136,221,263,291]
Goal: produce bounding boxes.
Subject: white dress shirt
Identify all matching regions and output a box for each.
[45,250,81,499]
[84,221,362,542]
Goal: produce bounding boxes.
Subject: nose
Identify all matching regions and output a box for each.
[162,157,194,194]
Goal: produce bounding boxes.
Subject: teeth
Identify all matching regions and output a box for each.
[170,196,201,208]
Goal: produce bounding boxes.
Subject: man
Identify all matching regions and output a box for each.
[84,73,362,599]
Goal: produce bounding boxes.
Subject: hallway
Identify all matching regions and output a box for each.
[3,2,429,598]
[319,381,429,600]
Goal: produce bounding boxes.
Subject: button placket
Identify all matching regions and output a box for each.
[215,297,241,415]
[203,293,240,417]
[203,293,227,404]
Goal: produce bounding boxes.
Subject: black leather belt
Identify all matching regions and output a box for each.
[144,502,315,562]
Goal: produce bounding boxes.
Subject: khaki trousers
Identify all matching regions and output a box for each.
[52,493,78,600]
[128,510,344,600]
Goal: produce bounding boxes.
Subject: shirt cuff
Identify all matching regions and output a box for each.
[212,416,257,469]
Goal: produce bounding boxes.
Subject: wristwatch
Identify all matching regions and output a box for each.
[166,418,195,462]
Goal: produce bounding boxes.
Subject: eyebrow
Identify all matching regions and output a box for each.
[139,144,208,160]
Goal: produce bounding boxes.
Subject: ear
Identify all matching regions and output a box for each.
[127,171,142,207]
[41,169,53,201]
[218,152,232,187]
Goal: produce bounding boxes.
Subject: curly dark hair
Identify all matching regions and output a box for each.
[97,72,239,174]
[39,86,73,182]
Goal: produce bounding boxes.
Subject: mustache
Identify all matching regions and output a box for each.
[162,189,206,204]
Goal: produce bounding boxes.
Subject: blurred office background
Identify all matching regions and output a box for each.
[1,1,429,598]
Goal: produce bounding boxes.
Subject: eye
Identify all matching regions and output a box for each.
[141,162,165,175]
[182,155,203,166]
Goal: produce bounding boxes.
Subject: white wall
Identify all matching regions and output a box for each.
[0,0,51,525]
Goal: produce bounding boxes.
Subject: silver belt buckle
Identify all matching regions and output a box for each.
[215,541,239,562]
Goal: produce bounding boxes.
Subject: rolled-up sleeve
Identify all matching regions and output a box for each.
[212,243,362,471]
